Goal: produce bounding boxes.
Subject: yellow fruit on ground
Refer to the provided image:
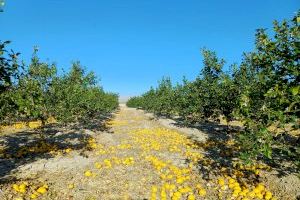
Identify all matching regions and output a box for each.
[151,185,158,192]
[187,194,196,200]
[179,187,192,193]
[19,183,27,189]
[218,178,225,186]
[198,188,206,196]
[232,191,239,197]
[65,148,72,153]
[17,183,27,193]
[90,143,97,148]
[253,187,261,194]
[229,178,236,184]
[257,184,265,191]
[265,191,273,200]
[150,186,158,200]
[172,191,182,200]
[18,187,26,193]
[68,184,75,189]
[221,185,227,190]
[36,186,47,194]
[248,191,255,197]
[30,193,38,199]
[84,170,92,177]
[256,193,264,199]
[12,184,19,192]
[176,177,185,184]
[161,188,167,199]
[169,184,176,190]
[94,162,102,169]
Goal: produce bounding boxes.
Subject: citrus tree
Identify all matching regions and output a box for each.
[0,45,119,127]
[127,12,300,168]
[236,12,300,162]
[11,49,57,125]
[0,41,20,93]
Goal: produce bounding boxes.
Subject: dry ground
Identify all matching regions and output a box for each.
[0,104,299,200]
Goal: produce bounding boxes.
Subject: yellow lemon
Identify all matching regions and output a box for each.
[30,193,38,199]
[65,148,72,153]
[229,178,236,184]
[94,162,102,169]
[265,191,273,200]
[12,184,20,192]
[218,178,225,186]
[37,186,47,194]
[198,188,206,196]
[19,187,26,193]
[84,170,92,177]
[187,194,196,200]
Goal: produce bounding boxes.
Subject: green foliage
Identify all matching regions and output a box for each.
[0,44,118,125]
[173,78,199,122]
[127,78,176,117]
[0,41,20,92]
[234,12,300,162]
[11,49,57,124]
[127,12,300,168]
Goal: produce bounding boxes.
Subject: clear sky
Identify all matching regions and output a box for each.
[0,0,298,97]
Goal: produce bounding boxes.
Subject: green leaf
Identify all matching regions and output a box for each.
[290,86,299,96]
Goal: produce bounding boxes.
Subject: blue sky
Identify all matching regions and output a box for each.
[0,0,298,97]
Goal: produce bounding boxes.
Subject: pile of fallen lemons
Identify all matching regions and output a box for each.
[130,128,277,200]
[128,128,208,199]
[0,141,75,159]
[2,112,278,199]
[83,156,135,178]
[0,117,57,131]
[146,155,207,200]
[214,176,276,200]
[80,124,277,200]
[11,181,48,200]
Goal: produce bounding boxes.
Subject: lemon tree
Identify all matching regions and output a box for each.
[0,44,118,127]
[127,12,300,169]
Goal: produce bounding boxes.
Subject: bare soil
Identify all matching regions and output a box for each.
[0,104,299,200]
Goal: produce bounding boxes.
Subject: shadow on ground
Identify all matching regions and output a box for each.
[152,113,299,182]
[0,115,114,184]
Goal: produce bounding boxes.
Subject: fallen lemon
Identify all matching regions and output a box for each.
[84,170,92,177]
[198,188,206,196]
[30,193,38,199]
[36,186,47,194]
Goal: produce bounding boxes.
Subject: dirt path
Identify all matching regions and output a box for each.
[1,104,299,200]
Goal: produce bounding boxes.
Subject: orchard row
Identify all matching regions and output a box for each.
[127,13,300,168]
[0,43,118,126]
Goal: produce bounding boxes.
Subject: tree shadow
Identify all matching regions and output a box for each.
[71,113,115,133]
[167,117,299,182]
[266,133,300,177]
[0,115,114,184]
